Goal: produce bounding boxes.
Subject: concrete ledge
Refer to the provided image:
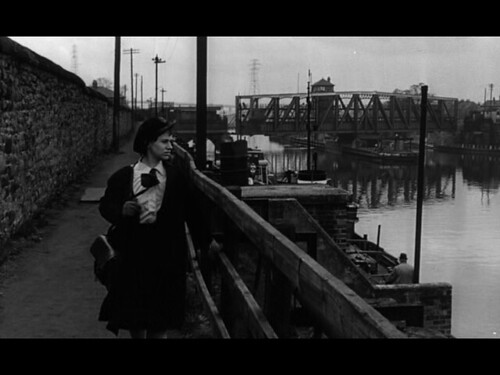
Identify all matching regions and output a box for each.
[241,185,350,203]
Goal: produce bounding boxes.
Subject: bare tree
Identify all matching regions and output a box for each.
[95,77,113,89]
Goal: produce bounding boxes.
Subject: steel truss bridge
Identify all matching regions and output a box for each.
[235,91,458,136]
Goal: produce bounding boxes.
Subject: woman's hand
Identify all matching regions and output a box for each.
[122,201,141,217]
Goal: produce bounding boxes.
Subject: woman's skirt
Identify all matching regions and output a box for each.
[99,223,186,335]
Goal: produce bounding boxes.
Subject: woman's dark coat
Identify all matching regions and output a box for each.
[98,160,188,335]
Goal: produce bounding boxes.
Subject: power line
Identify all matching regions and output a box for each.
[166,37,179,62]
[134,73,139,111]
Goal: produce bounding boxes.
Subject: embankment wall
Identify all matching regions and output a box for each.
[0,37,132,251]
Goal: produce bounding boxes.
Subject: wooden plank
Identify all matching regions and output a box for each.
[175,145,407,338]
[218,252,278,339]
[185,223,231,339]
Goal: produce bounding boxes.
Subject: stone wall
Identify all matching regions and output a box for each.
[373,283,453,335]
[0,37,132,249]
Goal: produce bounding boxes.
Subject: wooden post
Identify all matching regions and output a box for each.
[196,36,207,170]
[264,223,295,338]
[414,86,428,283]
[219,186,242,335]
[112,37,121,153]
[376,224,381,251]
[307,75,312,171]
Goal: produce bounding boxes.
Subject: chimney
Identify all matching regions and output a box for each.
[327,76,331,83]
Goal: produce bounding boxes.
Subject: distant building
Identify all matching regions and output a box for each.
[90,80,127,107]
[312,77,335,93]
[481,98,500,124]
[311,77,335,129]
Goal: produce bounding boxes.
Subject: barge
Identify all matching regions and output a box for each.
[342,146,418,163]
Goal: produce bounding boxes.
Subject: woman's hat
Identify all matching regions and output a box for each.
[133,117,175,155]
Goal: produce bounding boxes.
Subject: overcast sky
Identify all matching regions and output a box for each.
[8,36,500,107]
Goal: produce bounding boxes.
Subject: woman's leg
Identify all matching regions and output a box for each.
[129,329,147,339]
[146,330,168,339]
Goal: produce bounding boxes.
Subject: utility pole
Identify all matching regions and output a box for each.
[141,75,143,110]
[196,37,207,170]
[306,69,312,172]
[123,48,140,114]
[123,85,127,104]
[152,54,166,116]
[161,88,167,117]
[414,85,428,284]
[134,73,139,112]
[112,37,121,153]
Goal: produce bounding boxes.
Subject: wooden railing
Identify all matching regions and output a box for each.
[175,143,407,338]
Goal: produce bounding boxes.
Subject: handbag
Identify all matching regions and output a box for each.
[90,226,117,288]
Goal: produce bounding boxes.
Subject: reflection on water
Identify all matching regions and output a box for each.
[247,134,500,338]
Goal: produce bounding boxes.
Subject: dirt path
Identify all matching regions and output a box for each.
[0,134,212,339]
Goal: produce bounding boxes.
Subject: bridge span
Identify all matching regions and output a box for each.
[236,91,458,137]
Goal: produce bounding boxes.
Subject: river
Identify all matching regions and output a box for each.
[237,134,500,338]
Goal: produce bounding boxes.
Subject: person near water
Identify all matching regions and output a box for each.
[385,253,414,285]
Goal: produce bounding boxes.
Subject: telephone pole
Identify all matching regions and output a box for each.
[134,73,139,111]
[123,48,140,113]
[112,37,121,153]
[140,75,143,110]
[160,88,167,116]
[196,37,207,170]
[152,54,166,116]
[414,85,428,284]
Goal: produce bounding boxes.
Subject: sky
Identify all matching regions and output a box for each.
[8,36,500,108]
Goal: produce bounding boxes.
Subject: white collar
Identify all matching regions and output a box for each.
[135,159,165,176]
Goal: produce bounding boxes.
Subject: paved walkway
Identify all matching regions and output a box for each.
[0,130,211,339]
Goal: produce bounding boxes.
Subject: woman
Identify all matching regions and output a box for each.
[98,117,188,338]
